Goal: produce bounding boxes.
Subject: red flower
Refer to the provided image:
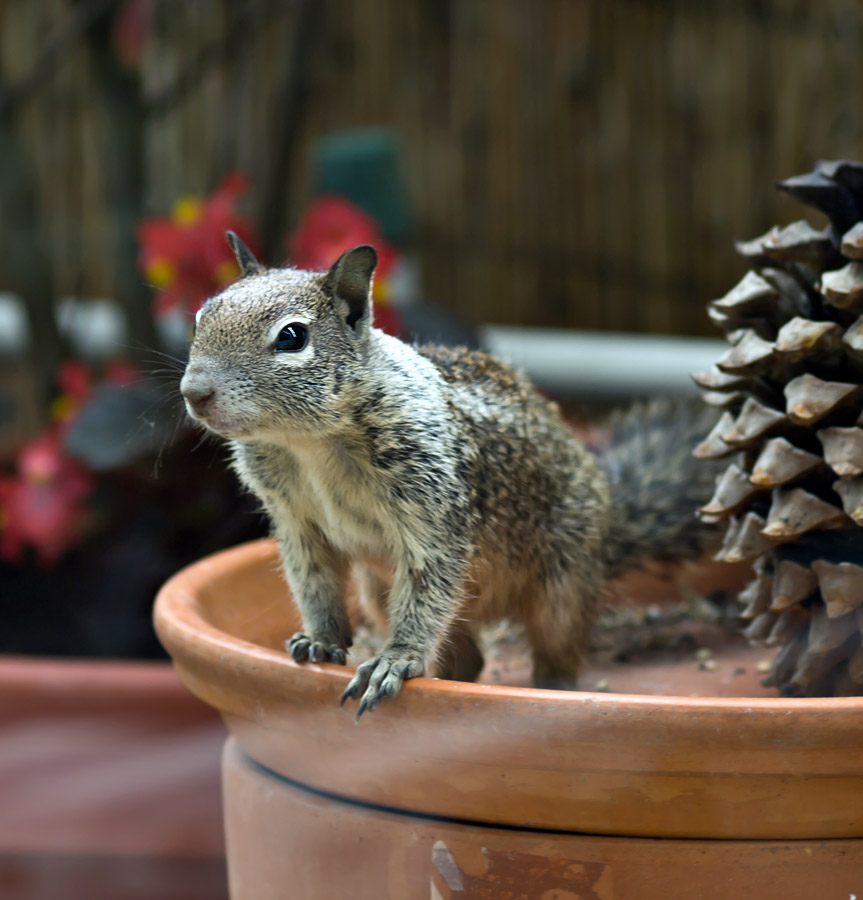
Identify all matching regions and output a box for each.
[0,360,134,564]
[0,430,92,564]
[287,195,403,336]
[137,172,260,318]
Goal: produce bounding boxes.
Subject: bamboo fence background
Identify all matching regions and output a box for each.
[1,0,862,351]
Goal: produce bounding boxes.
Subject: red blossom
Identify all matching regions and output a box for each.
[57,360,92,402]
[137,172,260,318]
[0,430,93,564]
[0,360,133,564]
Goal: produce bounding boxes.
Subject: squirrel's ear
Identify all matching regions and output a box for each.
[324,245,377,331]
[226,231,265,278]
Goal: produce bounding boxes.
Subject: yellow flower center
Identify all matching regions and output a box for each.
[214,259,239,286]
[50,394,78,424]
[146,259,175,288]
[172,196,203,226]
[372,278,390,304]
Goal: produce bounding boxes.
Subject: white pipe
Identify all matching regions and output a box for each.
[0,294,29,354]
[479,325,726,398]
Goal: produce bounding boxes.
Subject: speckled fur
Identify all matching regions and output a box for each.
[181,242,719,716]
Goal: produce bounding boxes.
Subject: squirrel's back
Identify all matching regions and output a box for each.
[419,345,722,580]
[417,343,610,563]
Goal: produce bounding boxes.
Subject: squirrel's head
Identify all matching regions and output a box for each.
[180,232,378,441]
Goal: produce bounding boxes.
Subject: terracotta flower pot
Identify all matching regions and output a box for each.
[0,656,227,899]
[154,539,863,900]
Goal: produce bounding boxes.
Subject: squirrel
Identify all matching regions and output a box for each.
[180,233,722,718]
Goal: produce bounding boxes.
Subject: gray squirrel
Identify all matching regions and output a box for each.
[180,233,721,717]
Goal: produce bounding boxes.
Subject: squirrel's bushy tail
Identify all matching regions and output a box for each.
[596,398,724,577]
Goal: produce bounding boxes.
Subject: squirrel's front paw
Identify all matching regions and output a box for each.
[287,632,347,665]
[340,649,424,719]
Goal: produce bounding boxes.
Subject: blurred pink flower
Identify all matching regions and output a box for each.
[0,430,92,564]
[0,359,139,564]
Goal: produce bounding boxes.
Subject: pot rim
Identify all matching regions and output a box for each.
[155,538,863,715]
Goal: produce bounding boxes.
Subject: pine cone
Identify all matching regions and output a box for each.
[695,160,863,697]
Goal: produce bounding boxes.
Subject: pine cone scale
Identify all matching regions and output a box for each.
[698,160,863,696]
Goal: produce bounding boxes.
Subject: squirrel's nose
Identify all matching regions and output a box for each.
[180,372,216,414]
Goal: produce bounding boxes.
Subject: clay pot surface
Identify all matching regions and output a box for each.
[0,656,225,857]
[0,656,228,899]
[221,738,861,900]
[154,538,863,841]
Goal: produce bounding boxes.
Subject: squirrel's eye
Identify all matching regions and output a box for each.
[272,323,308,353]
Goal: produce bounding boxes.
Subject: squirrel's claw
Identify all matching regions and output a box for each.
[287,633,310,661]
[339,682,359,708]
[342,651,425,720]
[287,633,347,666]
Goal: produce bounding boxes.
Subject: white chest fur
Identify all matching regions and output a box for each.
[234,438,395,559]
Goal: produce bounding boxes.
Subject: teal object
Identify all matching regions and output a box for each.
[310,129,410,244]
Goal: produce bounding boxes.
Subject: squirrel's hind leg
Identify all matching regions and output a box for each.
[524,582,600,690]
[433,622,484,683]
